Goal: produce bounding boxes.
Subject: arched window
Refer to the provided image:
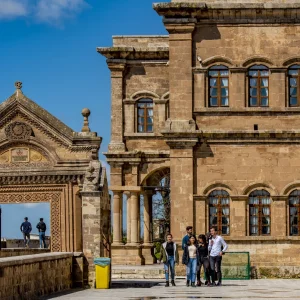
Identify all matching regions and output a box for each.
[249,189,271,236]
[137,99,153,133]
[289,190,300,235]
[208,65,229,107]
[208,190,230,235]
[288,65,300,107]
[248,65,269,107]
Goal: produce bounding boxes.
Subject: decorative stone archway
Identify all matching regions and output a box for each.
[0,83,110,286]
[0,186,62,251]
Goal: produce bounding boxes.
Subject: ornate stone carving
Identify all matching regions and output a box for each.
[5,122,32,140]
[15,81,22,90]
[0,187,61,251]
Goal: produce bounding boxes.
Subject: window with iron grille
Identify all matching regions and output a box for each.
[208,65,229,107]
[249,189,271,236]
[249,65,269,107]
[289,190,300,236]
[209,190,230,235]
[288,65,300,107]
[137,99,153,133]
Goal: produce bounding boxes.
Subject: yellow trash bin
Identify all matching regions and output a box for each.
[94,258,111,289]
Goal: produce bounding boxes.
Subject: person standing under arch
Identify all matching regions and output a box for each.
[36,218,47,249]
[20,217,32,248]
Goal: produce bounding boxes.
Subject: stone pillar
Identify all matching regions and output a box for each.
[112,191,123,245]
[142,191,154,264]
[125,192,131,244]
[107,61,126,152]
[143,192,152,245]
[81,190,102,286]
[165,18,195,123]
[194,71,206,111]
[130,192,140,245]
[168,143,197,240]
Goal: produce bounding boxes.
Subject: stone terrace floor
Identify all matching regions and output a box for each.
[43,279,300,300]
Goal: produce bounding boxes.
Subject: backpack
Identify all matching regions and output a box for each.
[39,222,46,231]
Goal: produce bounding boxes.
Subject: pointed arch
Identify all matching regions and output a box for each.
[202,56,234,68]
[242,56,274,68]
[130,90,160,100]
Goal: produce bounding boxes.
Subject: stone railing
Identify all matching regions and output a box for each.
[0,248,50,258]
[0,252,73,299]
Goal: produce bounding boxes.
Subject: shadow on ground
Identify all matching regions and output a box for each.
[40,281,162,299]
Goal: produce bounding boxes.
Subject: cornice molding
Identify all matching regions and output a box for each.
[97,47,169,60]
[153,3,300,24]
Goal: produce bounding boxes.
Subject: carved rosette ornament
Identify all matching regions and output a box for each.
[5,122,33,140]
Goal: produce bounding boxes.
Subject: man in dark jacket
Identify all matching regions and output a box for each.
[20,217,32,248]
[36,218,47,249]
[182,226,193,250]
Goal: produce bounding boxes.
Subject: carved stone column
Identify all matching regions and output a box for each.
[112,191,123,245]
[130,192,140,245]
[125,191,131,244]
[143,191,152,245]
[142,191,155,265]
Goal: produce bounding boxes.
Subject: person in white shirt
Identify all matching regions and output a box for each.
[208,227,228,286]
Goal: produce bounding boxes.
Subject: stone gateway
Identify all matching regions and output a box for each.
[0,83,110,285]
[99,0,300,277]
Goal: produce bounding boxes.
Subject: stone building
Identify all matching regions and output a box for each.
[0,82,110,284]
[99,0,300,276]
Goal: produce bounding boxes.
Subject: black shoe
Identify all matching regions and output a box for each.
[171,280,176,286]
[191,282,196,287]
[165,281,169,287]
[204,280,208,286]
[196,281,201,287]
[186,280,190,287]
[216,282,222,286]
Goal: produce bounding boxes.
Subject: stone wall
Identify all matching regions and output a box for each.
[0,253,73,300]
[228,240,300,278]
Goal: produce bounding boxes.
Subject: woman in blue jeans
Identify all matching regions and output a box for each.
[160,234,179,287]
[182,235,199,287]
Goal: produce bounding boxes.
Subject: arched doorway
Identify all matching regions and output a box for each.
[142,167,170,242]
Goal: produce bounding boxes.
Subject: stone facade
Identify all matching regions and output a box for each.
[98,0,300,275]
[0,83,110,286]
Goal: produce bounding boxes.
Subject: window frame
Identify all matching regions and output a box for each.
[208,190,230,236]
[208,65,229,108]
[136,98,154,133]
[248,65,269,107]
[288,65,300,107]
[249,189,271,236]
[289,190,300,236]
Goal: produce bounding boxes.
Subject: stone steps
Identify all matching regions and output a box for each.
[112,265,165,279]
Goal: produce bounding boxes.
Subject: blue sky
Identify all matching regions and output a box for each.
[0,0,168,239]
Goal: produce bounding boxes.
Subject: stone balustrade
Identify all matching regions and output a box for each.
[0,252,74,299]
[0,248,50,258]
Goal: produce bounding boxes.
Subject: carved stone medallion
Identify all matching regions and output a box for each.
[5,122,32,140]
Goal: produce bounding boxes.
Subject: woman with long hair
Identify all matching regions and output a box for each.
[160,233,179,287]
[197,234,211,286]
[182,235,198,287]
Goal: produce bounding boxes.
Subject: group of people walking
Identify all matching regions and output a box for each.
[20,217,47,248]
[160,226,228,287]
